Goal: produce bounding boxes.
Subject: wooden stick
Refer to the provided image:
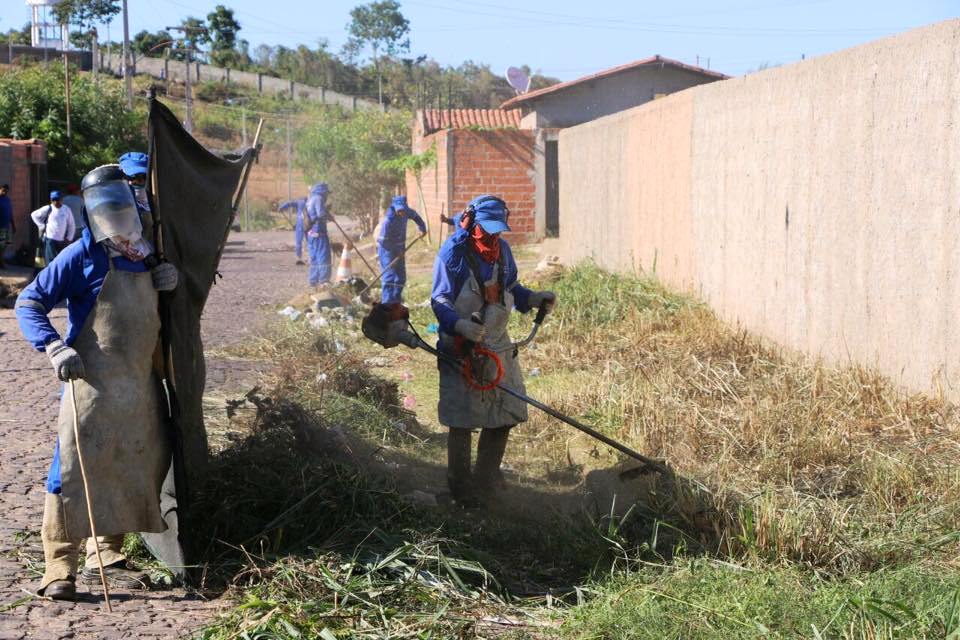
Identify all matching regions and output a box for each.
[69,380,113,612]
[326,212,378,277]
[355,233,425,300]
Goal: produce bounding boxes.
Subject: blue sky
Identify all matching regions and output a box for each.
[3,0,956,79]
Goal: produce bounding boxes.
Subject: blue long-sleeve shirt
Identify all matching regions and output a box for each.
[305,193,328,237]
[378,206,426,252]
[430,229,532,335]
[15,227,148,350]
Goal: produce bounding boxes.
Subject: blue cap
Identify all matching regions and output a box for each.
[311,182,329,195]
[50,190,62,200]
[119,151,149,177]
[470,194,511,234]
[391,194,407,210]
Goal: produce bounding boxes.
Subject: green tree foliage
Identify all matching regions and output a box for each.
[132,29,173,56]
[344,0,410,105]
[52,0,120,29]
[0,23,33,45]
[0,66,145,180]
[206,5,241,67]
[295,107,410,233]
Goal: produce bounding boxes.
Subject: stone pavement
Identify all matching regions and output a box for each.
[0,231,308,639]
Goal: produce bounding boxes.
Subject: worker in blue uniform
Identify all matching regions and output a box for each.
[15,164,179,601]
[377,195,426,304]
[431,195,556,507]
[279,198,308,265]
[305,183,331,288]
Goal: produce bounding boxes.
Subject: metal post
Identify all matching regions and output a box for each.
[122,0,132,109]
[242,105,249,231]
[91,28,98,85]
[285,119,292,202]
[64,49,72,151]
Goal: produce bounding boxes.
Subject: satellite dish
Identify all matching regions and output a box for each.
[505,67,531,95]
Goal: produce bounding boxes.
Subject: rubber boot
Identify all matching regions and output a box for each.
[474,426,512,504]
[447,429,478,508]
[80,535,150,590]
[40,493,80,593]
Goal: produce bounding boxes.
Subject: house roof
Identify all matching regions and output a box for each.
[420,109,521,133]
[501,55,729,109]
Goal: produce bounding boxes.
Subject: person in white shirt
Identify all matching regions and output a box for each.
[32,191,75,265]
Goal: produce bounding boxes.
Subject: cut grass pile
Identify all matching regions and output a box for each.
[194,261,960,638]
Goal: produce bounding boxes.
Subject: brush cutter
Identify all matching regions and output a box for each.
[361,303,669,474]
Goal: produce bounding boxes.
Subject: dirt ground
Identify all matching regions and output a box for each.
[0,231,314,639]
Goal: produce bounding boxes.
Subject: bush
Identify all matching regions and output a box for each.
[0,64,147,180]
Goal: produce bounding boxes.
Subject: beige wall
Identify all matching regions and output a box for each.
[559,91,695,290]
[559,19,960,398]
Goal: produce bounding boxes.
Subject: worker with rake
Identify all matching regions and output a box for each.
[15,164,178,601]
[377,194,426,304]
[431,195,556,507]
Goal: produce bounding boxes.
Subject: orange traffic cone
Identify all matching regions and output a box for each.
[336,245,353,282]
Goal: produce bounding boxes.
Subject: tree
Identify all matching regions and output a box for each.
[0,23,32,45]
[52,0,120,41]
[344,0,410,105]
[132,29,173,57]
[206,5,241,67]
[0,66,145,179]
[295,107,410,233]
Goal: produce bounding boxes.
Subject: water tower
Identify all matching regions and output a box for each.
[26,0,68,50]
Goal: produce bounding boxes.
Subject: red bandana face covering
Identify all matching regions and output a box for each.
[469,225,501,263]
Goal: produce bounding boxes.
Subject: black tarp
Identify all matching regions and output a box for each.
[145,97,255,568]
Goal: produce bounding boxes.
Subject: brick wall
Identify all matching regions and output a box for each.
[406,126,537,246]
[0,139,46,256]
[451,129,536,243]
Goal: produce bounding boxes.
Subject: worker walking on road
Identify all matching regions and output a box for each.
[279,197,308,265]
[431,195,556,507]
[378,195,426,304]
[15,164,179,601]
[305,182,332,288]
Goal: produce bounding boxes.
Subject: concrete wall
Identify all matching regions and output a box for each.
[559,91,695,288]
[0,45,91,69]
[100,56,376,111]
[523,66,720,128]
[558,19,960,399]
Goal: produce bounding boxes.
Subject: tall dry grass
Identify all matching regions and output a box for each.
[515,264,960,574]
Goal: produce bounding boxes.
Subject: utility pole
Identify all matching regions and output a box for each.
[62,24,72,154]
[91,28,99,85]
[166,25,206,134]
[122,0,132,109]
[286,118,292,202]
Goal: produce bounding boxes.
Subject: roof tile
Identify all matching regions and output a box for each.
[421,109,521,133]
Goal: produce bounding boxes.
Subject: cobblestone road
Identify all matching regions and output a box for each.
[0,232,307,639]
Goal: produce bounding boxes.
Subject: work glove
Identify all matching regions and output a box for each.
[151,262,179,291]
[47,339,85,381]
[528,290,557,314]
[455,318,486,343]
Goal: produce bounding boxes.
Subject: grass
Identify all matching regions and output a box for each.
[180,260,960,638]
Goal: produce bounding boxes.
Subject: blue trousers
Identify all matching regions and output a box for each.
[308,234,331,286]
[379,248,406,304]
[43,238,67,265]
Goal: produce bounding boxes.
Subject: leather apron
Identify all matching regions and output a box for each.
[53,265,169,540]
[438,258,528,429]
